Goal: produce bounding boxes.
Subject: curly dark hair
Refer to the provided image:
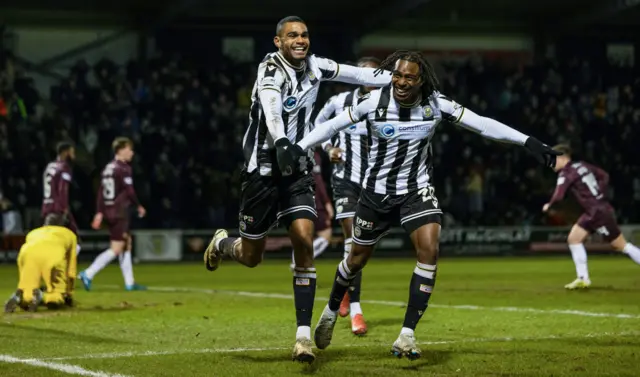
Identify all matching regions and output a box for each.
[374,50,440,103]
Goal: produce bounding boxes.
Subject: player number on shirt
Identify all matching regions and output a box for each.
[581,173,600,197]
[43,174,53,199]
[418,186,438,208]
[102,177,116,200]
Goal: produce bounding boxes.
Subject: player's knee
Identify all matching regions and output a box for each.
[111,241,125,255]
[566,233,581,244]
[415,241,439,264]
[244,253,263,268]
[347,244,372,271]
[289,232,314,254]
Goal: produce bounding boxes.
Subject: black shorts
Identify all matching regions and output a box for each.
[238,168,316,239]
[353,186,442,246]
[332,178,362,220]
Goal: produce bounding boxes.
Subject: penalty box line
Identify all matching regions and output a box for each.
[101,284,640,320]
[0,354,132,377]
[39,331,640,362]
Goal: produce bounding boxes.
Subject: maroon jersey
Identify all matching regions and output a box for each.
[97,160,140,219]
[42,160,72,216]
[549,161,610,211]
[313,151,330,213]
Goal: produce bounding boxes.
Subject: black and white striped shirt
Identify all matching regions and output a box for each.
[243,52,338,176]
[298,85,529,196]
[243,53,392,176]
[314,89,369,185]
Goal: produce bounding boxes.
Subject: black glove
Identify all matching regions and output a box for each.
[524,137,561,168]
[275,138,307,176]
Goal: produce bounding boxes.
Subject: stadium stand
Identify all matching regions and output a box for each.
[0,48,639,232]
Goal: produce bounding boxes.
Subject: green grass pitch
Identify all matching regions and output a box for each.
[1,256,639,376]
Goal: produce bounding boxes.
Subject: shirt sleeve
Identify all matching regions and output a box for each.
[57,170,72,212]
[314,95,339,126]
[96,179,105,214]
[298,97,375,150]
[67,232,78,295]
[548,170,577,205]
[257,62,287,141]
[315,96,339,150]
[438,95,529,145]
[123,173,140,207]
[591,165,610,187]
[315,56,392,86]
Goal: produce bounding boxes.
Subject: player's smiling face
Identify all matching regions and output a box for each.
[274,22,310,66]
[392,59,422,103]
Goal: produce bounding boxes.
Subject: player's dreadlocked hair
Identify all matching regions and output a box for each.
[374,50,440,103]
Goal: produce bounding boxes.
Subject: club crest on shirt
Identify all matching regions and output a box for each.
[423,106,433,118]
[380,124,395,138]
[307,70,316,81]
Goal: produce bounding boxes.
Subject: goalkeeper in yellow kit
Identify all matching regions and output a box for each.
[4,214,77,312]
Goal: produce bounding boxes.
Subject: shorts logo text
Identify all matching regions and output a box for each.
[355,217,373,230]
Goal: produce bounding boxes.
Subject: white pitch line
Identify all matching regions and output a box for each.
[0,354,132,377]
[38,331,639,362]
[104,285,640,320]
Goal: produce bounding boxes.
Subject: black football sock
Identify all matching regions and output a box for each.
[328,259,358,312]
[293,266,317,337]
[349,270,362,304]
[402,262,437,332]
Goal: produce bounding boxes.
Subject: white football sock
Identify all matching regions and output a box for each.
[85,249,116,279]
[350,302,363,318]
[312,237,330,259]
[568,243,590,280]
[622,243,640,265]
[324,303,338,318]
[76,244,82,256]
[296,326,311,340]
[400,327,414,337]
[119,251,135,286]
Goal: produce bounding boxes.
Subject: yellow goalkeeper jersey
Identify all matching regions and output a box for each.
[25,225,77,253]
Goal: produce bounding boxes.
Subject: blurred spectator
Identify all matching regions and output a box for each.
[0,45,638,232]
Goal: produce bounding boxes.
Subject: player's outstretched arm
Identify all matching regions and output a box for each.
[438,95,560,168]
[314,95,339,152]
[316,56,391,87]
[298,98,373,151]
[545,172,576,210]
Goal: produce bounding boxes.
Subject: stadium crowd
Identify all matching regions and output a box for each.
[0,48,639,232]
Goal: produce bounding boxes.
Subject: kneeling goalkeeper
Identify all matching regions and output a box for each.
[4,214,77,312]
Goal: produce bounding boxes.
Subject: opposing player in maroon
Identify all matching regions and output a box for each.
[543,144,640,289]
[42,142,80,255]
[290,149,334,269]
[79,137,147,291]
